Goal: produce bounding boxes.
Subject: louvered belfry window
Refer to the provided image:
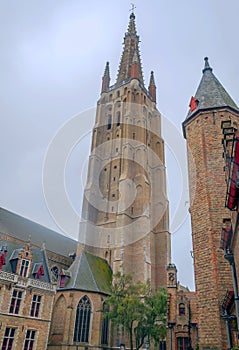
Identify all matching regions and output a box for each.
[73,295,91,343]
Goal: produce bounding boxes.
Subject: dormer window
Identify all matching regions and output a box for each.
[20,259,30,278]
[32,263,44,280]
[59,269,71,288]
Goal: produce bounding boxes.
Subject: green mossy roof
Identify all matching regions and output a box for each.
[60,251,112,295]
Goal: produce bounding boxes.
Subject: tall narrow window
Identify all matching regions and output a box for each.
[30,294,42,317]
[117,111,121,126]
[23,330,36,350]
[74,295,91,343]
[2,327,16,350]
[101,302,109,345]
[19,259,30,277]
[107,115,112,130]
[9,289,22,314]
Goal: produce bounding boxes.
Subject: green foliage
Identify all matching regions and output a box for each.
[105,272,167,350]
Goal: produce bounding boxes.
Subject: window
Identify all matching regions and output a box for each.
[117,111,121,126]
[132,132,136,140]
[30,294,42,317]
[9,289,22,314]
[107,115,112,130]
[179,303,185,316]
[177,337,189,350]
[23,330,36,350]
[117,90,120,97]
[74,296,92,343]
[2,327,15,350]
[19,259,30,277]
[101,303,109,345]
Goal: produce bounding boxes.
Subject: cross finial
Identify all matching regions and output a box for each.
[130,3,136,13]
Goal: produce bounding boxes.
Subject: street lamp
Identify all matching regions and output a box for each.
[167,322,175,350]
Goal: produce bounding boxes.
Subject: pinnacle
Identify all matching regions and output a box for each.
[202,57,213,73]
[126,11,137,36]
[103,61,110,77]
[149,71,156,86]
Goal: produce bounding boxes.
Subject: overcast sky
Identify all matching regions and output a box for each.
[1,0,239,291]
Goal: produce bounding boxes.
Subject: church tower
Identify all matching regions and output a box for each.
[183,58,239,349]
[79,12,170,289]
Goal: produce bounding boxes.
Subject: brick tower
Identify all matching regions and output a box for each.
[183,58,239,349]
[79,12,171,289]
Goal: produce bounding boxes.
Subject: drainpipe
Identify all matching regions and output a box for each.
[224,250,239,336]
[221,312,234,350]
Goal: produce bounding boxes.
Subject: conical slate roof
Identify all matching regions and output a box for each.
[60,250,112,295]
[186,57,238,120]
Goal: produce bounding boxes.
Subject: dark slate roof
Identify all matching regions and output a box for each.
[60,251,112,295]
[185,57,239,121]
[1,240,51,283]
[0,207,77,257]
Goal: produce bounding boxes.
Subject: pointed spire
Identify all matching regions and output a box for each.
[148,71,156,103]
[101,61,110,93]
[202,57,213,73]
[116,13,144,85]
[126,12,137,36]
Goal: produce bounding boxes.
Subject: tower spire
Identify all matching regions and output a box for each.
[101,61,110,93]
[116,12,144,85]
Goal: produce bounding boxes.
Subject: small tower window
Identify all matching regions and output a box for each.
[179,303,185,316]
[114,165,117,169]
[107,115,112,130]
[132,132,136,140]
[117,90,120,97]
[117,111,121,126]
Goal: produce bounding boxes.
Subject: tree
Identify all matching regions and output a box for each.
[105,272,167,350]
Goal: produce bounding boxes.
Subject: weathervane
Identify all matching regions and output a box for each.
[130,3,136,13]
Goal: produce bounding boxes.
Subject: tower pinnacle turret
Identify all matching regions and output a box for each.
[101,61,110,93]
[148,71,156,103]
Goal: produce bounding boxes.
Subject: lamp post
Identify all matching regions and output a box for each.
[167,322,175,350]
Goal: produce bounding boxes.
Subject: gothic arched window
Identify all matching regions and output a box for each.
[74,296,91,343]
